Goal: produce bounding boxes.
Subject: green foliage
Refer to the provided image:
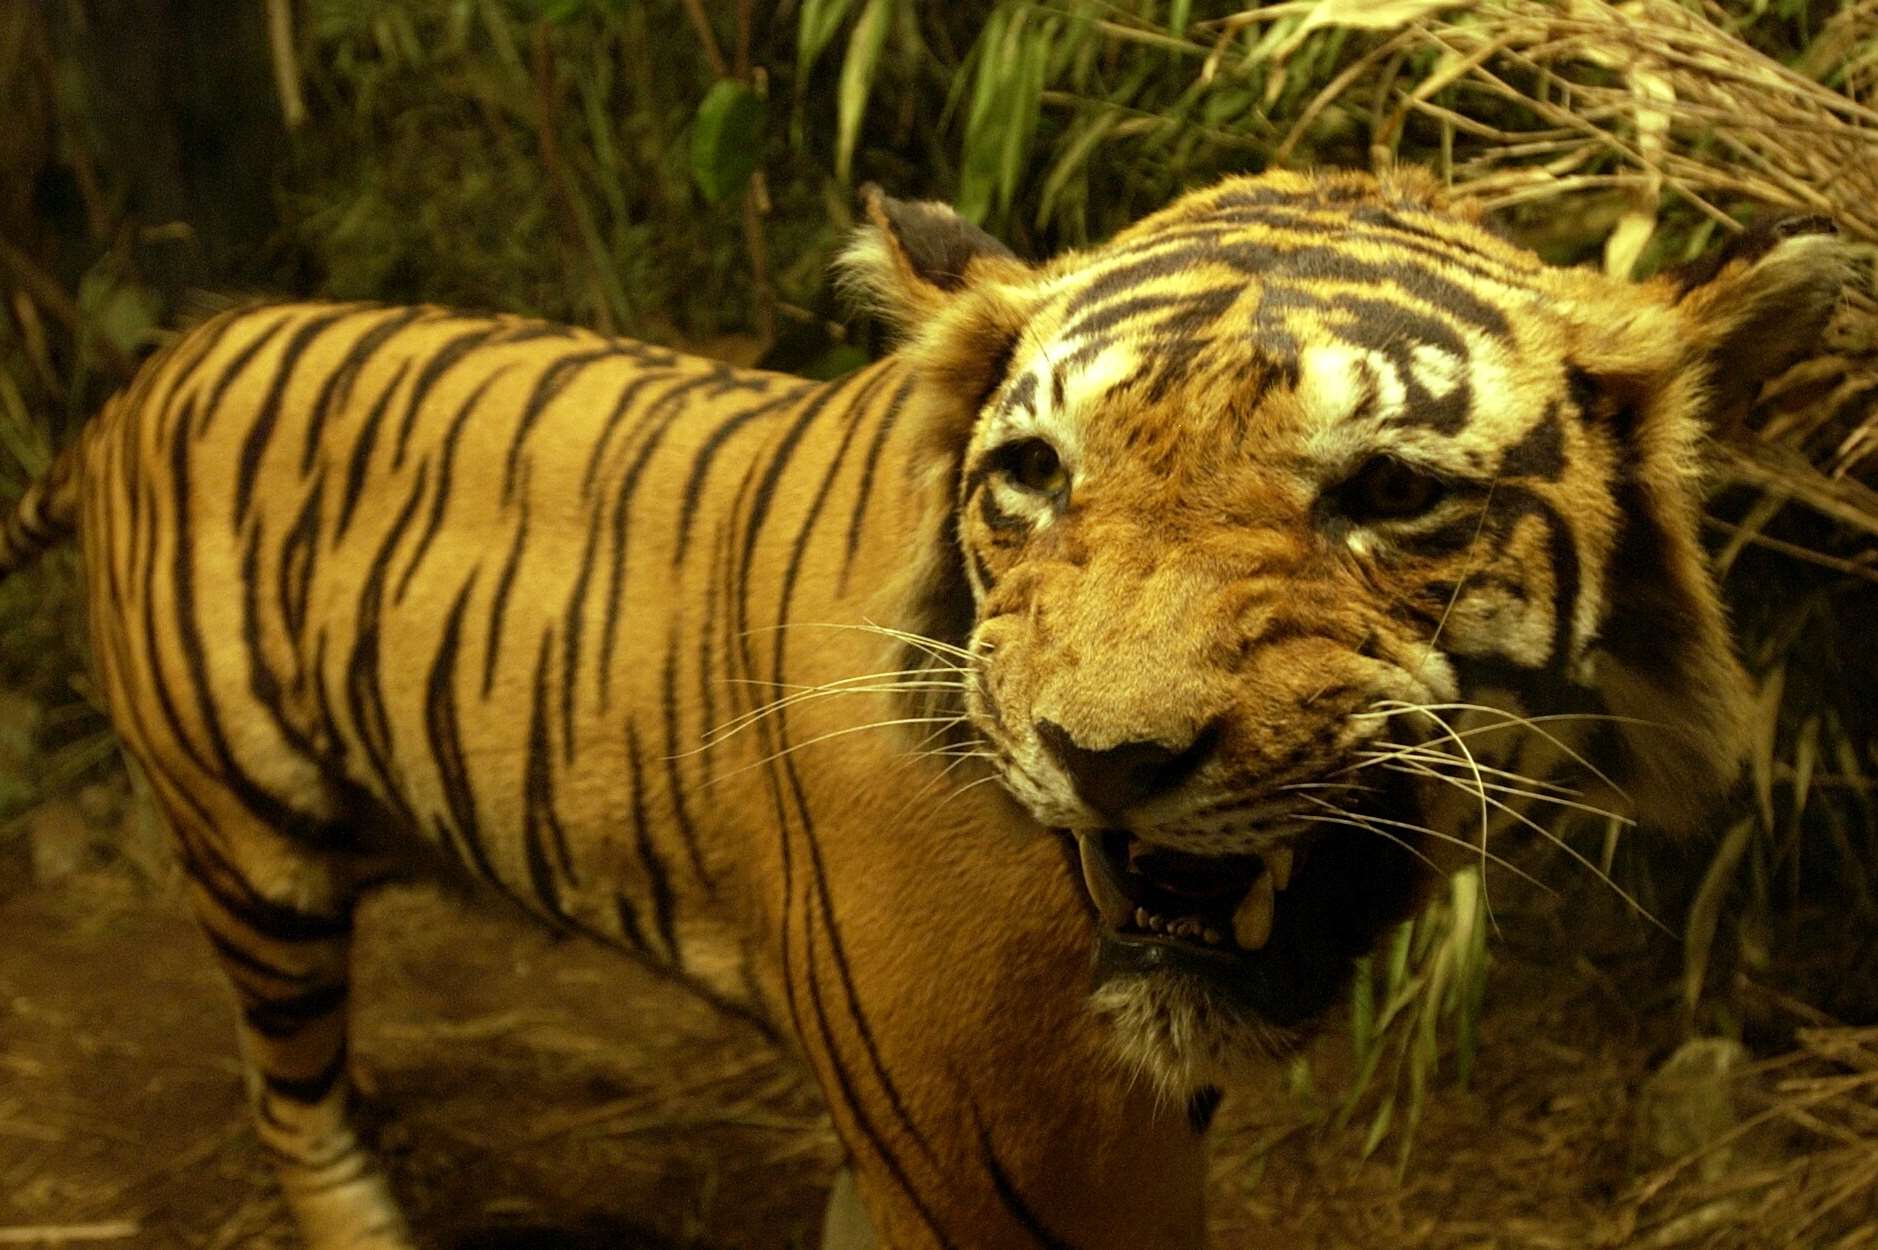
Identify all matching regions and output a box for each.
[1338,868,1491,1175]
[691,80,767,204]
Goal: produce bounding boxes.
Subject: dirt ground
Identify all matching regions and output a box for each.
[0,837,1773,1250]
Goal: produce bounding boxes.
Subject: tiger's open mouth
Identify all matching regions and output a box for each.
[1070,787,1430,1031]
[1077,831,1291,955]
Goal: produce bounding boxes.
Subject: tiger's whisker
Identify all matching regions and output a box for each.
[1378,757,1666,933]
[701,716,970,784]
[1294,795,1546,896]
[1350,702,1634,804]
[1352,745,1583,798]
[1370,753,1634,826]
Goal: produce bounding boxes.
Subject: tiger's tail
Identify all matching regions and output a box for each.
[0,440,83,577]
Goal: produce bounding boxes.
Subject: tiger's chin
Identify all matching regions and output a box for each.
[1070,811,1432,1094]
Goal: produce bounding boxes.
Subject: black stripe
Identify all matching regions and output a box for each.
[559,507,606,761]
[202,929,324,987]
[424,574,503,884]
[802,882,958,1250]
[660,622,715,885]
[495,320,579,345]
[672,387,806,569]
[592,372,759,710]
[299,305,428,473]
[396,364,514,604]
[278,478,325,642]
[335,358,413,540]
[263,1045,348,1106]
[390,324,502,468]
[972,1101,1084,1250]
[482,460,532,699]
[153,303,258,436]
[236,307,358,519]
[522,628,579,924]
[500,347,628,503]
[577,368,687,499]
[195,310,296,438]
[243,981,349,1039]
[1497,401,1565,481]
[240,517,321,763]
[197,868,353,944]
[839,374,915,591]
[624,719,680,960]
[342,461,432,825]
[170,398,331,842]
[612,893,652,954]
[1057,284,1244,349]
[759,364,944,1189]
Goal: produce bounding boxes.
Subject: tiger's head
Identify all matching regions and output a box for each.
[843,168,1846,1090]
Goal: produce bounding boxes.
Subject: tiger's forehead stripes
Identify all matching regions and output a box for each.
[1009,181,1556,445]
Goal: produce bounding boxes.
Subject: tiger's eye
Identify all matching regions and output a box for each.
[1340,456,1446,521]
[1011,439,1069,496]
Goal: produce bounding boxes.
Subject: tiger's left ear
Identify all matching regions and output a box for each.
[1571,220,1850,833]
[1667,216,1849,430]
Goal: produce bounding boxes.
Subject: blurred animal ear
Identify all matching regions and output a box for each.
[1563,220,1849,834]
[1668,216,1848,430]
[839,186,1026,327]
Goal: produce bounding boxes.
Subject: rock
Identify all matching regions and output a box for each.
[1634,1037,1750,1182]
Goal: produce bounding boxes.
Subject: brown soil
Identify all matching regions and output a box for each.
[0,855,1751,1250]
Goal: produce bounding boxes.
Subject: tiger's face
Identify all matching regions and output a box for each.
[846,169,1845,1089]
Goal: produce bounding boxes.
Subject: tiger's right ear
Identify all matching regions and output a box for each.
[840,185,1027,323]
[838,187,1037,410]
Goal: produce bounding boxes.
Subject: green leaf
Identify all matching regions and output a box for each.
[1684,815,1756,1022]
[835,0,893,184]
[994,19,1051,217]
[690,79,767,205]
[958,6,1020,223]
[797,0,861,86]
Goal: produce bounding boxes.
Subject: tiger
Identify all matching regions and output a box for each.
[0,166,1847,1250]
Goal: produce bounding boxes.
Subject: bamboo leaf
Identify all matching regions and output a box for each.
[1752,666,1786,832]
[690,79,767,205]
[835,0,893,184]
[1037,108,1123,230]
[1684,816,1756,1022]
[959,7,1019,223]
[995,19,1052,217]
[1349,953,1376,1058]
[798,0,860,86]
[1790,714,1820,826]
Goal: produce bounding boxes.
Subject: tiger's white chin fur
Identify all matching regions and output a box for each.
[1089,975,1307,1096]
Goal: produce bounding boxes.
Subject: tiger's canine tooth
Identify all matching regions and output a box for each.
[1267,846,1294,892]
[1077,835,1135,929]
[1233,872,1276,950]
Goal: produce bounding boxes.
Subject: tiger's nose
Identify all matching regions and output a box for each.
[1035,720,1216,817]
